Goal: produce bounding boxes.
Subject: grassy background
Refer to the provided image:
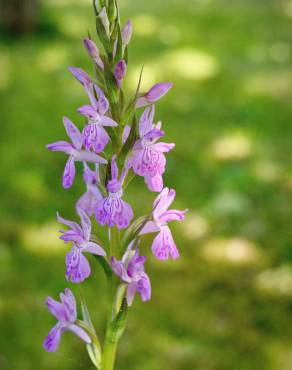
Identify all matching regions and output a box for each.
[1,0,292,369]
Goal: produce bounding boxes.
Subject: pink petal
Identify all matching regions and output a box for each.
[67,324,91,344]
[77,207,91,241]
[144,174,163,192]
[62,156,76,189]
[153,188,176,219]
[46,141,73,154]
[140,221,160,235]
[63,117,82,150]
[83,242,106,257]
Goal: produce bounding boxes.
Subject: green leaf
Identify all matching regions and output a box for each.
[109,297,128,341]
[123,65,144,121]
[119,113,138,159]
[114,24,123,64]
[108,0,117,24]
[78,294,102,369]
[95,15,111,55]
[93,255,113,279]
[120,215,149,251]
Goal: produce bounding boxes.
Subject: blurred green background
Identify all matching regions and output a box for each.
[1,0,292,369]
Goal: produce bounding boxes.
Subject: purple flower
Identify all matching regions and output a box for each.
[43,288,91,352]
[78,104,118,153]
[129,106,175,192]
[114,60,127,89]
[58,208,106,283]
[47,117,107,188]
[136,82,173,108]
[111,249,151,306]
[122,20,133,46]
[83,38,104,70]
[141,187,186,260]
[76,163,103,216]
[95,156,133,229]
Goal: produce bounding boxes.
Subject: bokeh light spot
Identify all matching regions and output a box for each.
[21,222,63,255]
[181,211,208,240]
[256,266,292,296]
[133,14,159,37]
[37,44,69,72]
[210,132,252,161]
[201,238,260,265]
[164,48,218,81]
[244,71,292,98]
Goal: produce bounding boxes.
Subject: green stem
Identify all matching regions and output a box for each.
[101,334,118,370]
[101,227,121,370]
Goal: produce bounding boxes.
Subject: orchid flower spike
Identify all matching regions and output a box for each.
[58,208,106,283]
[141,187,187,260]
[95,155,134,229]
[136,82,173,108]
[43,288,91,352]
[111,249,151,306]
[47,117,107,188]
[129,106,175,192]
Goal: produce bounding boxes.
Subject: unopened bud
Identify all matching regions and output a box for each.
[122,20,133,46]
[83,38,104,70]
[99,7,110,38]
[114,60,127,88]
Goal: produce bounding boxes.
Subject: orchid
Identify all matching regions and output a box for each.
[47,116,107,188]
[141,187,186,260]
[111,249,151,306]
[129,106,175,192]
[44,1,186,369]
[78,104,118,153]
[58,208,106,283]
[95,156,133,229]
[43,288,91,352]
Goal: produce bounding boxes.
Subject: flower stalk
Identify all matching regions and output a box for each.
[43,0,186,369]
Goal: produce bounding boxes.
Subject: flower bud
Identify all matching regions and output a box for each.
[122,20,133,46]
[136,82,173,108]
[83,38,104,70]
[99,7,110,38]
[114,60,127,88]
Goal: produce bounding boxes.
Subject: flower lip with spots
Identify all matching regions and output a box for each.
[95,156,134,229]
[140,187,187,260]
[129,106,175,192]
